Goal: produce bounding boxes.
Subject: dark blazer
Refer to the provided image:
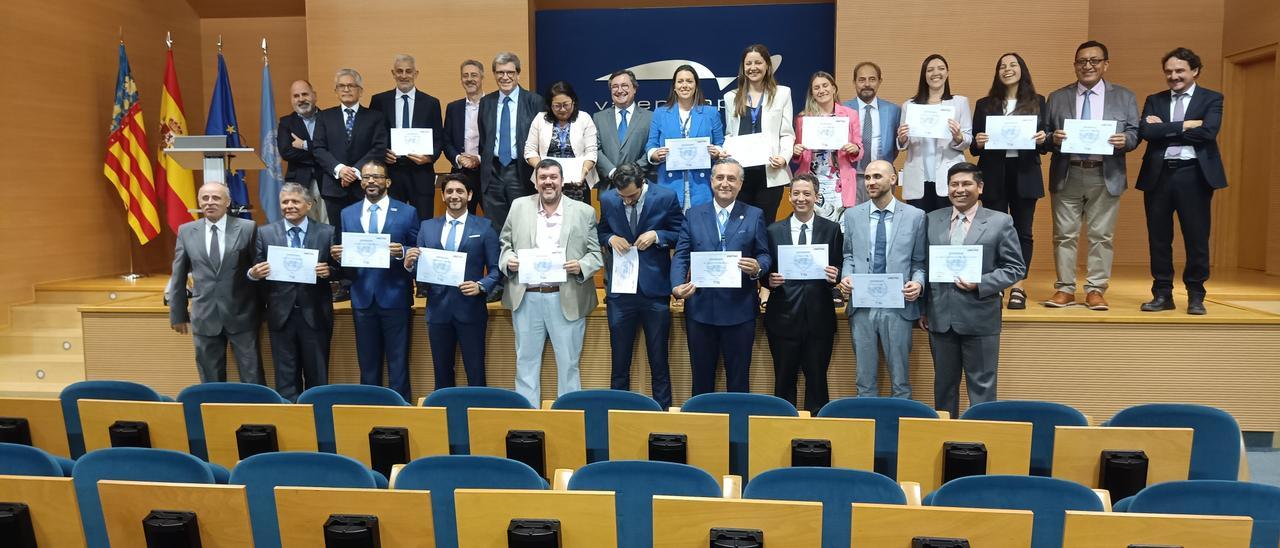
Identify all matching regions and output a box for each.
[312,104,388,200]
[923,207,1025,336]
[477,87,545,192]
[598,184,683,298]
[763,215,842,336]
[368,88,444,159]
[671,201,771,326]
[443,97,473,169]
[970,95,1049,200]
[277,112,318,185]
[339,199,419,310]
[255,219,338,331]
[1136,85,1227,190]
[415,214,502,324]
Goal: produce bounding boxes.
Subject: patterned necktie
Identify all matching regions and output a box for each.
[209,224,222,272]
[401,95,411,129]
[445,219,460,252]
[950,215,968,245]
[860,105,874,171]
[289,226,302,248]
[344,108,355,141]
[717,209,729,251]
[498,97,513,166]
[617,108,629,145]
[627,203,639,235]
[1166,93,1187,159]
[367,204,380,234]
[798,223,808,245]
[873,210,888,274]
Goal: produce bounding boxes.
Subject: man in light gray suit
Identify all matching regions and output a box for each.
[839,160,926,398]
[1043,40,1140,312]
[593,69,653,188]
[167,182,263,384]
[499,158,604,406]
[922,163,1025,417]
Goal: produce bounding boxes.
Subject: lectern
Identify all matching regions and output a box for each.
[164,135,265,185]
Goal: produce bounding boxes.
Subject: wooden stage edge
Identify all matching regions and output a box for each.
[39,267,1280,431]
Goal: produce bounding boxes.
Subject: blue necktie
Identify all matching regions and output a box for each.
[289,226,302,248]
[401,95,411,129]
[617,108,629,145]
[1080,90,1093,120]
[498,96,513,166]
[872,210,888,274]
[367,204,380,234]
[344,108,355,142]
[445,219,460,252]
[717,209,728,251]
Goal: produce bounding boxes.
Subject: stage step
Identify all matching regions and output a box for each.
[0,382,67,398]
[0,353,85,385]
[34,289,156,305]
[0,327,82,354]
[8,304,83,329]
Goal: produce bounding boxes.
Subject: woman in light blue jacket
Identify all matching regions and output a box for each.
[645,64,725,210]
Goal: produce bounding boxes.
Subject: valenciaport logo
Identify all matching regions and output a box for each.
[589,55,783,112]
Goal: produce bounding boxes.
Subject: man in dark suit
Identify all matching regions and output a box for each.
[404,174,501,389]
[247,183,338,401]
[1137,47,1227,316]
[672,159,772,395]
[332,161,419,401]
[598,164,683,408]
[313,68,388,234]
[592,70,653,188]
[763,174,843,413]
[443,60,485,215]
[369,54,443,221]
[478,52,545,230]
[277,80,323,221]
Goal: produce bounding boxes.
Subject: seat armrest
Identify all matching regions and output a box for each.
[1092,489,1112,512]
[541,400,554,410]
[936,411,950,420]
[721,475,742,499]
[389,463,406,489]
[553,468,574,490]
[899,481,922,506]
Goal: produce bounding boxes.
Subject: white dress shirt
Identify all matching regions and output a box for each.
[856,97,881,161]
[361,195,391,233]
[205,215,228,262]
[441,211,469,249]
[789,214,815,244]
[395,88,417,129]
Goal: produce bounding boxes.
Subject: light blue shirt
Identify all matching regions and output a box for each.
[300,113,317,149]
[285,216,309,246]
[494,86,521,161]
[867,198,897,249]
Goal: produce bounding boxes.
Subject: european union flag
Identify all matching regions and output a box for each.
[206,52,251,217]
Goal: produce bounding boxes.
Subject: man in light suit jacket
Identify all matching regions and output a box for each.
[312,68,389,234]
[844,61,902,169]
[839,161,927,399]
[167,182,263,384]
[443,60,485,214]
[1043,41,1139,311]
[598,164,682,408]
[247,183,338,401]
[479,52,546,231]
[499,159,604,406]
[672,159,772,395]
[369,54,444,221]
[922,163,1025,417]
[1136,47,1227,316]
[593,70,653,189]
[404,174,502,389]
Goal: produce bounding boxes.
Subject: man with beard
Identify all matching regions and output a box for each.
[592,69,653,189]
[844,62,902,170]
[369,54,443,220]
[444,59,485,214]
[277,80,325,222]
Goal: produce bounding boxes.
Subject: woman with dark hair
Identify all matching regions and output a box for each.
[897,54,973,212]
[525,80,598,203]
[792,71,863,224]
[971,52,1048,309]
[724,44,794,223]
[645,64,725,210]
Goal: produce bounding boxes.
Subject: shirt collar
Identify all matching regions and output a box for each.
[858,97,879,110]
[1077,80,1105,96]
[616,103,632,115]
[500,86,520,103]
[207,215,228,231]
[951,204,980,223]
[465,96,480,107]
[714,201,736,218]
[364,195,390,212]
[285,217,309,232]
[790,214,815,232]
[539,199,562,219]
[1174,84,1197,98]
[397,88,417,100]
[341,102,361,113]
[445,210,469,225]
[872,198,897,216]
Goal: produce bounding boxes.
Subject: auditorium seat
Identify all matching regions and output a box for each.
[817,397,938,479]
[1116,479,1279,548]
[393,455,548,548]
[960,400,1089,476]
[0,441,69,477]
[72,447,217,548]
[60,380,165,458]
[567,460,722,548]
[230,451,383,548]
[176,382,287,460]
[296,384,408,453]
[743,467,907,548]
[680,392,798,478]
[550,389,662,462]
[421,386,534,454]
[1108,403,1243,480]
[927,474,1104,548]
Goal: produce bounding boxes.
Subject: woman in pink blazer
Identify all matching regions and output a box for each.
[792,71,864,224]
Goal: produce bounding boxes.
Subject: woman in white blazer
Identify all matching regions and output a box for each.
[723,44,795,223]
[525,80,599,204]
[896,54,973,212]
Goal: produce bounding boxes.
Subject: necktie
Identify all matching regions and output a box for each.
[1166,93,1187,159]
[798,223,808,245]
[401,95,411,129]
[209,224,222,272]
[860,105,874,171]
[617,108,629,145]
[445,219,460,252]
[367,204,380,234]
[498,96,513,166]
[627,203,639,235]
[344,108,355,141]
[717,209,728,251]
[1080,90,1093,120]
[950,215,968,245]
[873,210,888,273]
[289,226,302,248]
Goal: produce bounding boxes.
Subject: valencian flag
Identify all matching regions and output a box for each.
[258,47,284,222]
[205,51,252,217]
[103,42,161,244]
[157,44,198,232]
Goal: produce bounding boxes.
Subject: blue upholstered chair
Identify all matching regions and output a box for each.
[744,467,907,548]
[551,389,662,462]
[421,387,534,454]
[176,382,287,460]
[1108,403,1242,480]
[393,455,547,548]
[0,442,69,477]
[680,392,798,478]
[927,475,1104,548]
[72,448,217,548]
[1117,480,1279,548]
[817,397,938,479]
[961,400,1089,476]
[296,384,408,453]
[567,460,722,548]
[230,451,382,548]
[60,380,165,458]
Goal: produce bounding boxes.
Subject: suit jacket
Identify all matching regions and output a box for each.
[793,103,865,207]
[923,207,1025,336]
[523,111,600,186]
[478,87,545,192]
[841,199,928,321]
[339,199,419,310]
[1045,80,1140,197]
[167,217,260,336]
[255,219,338,331]
[443,97,477,169]
[369,88,444,193]
[1136,85,1227,190]
[671,201,772,326]
[971,95,1049,200]
[592,105,654,186]
[724,86,796,189]
[416,214,501,324]
[598,184,683,299]
[763,215,842,335]
[277,112,319,185]
[900,96,974,195]
[312,104,388,200]
[843,97,902,164]
[498,195,603,321]
[645,105,725,208]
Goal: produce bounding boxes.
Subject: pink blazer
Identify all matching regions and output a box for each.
[793,103,864,207]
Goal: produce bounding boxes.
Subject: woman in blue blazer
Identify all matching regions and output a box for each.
[645,64,725,210]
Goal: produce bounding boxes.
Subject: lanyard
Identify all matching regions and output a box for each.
[748,94,763,129]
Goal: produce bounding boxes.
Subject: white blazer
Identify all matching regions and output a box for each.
[898,95,973,196]
[724,85,795,188]
[523,111,600,186]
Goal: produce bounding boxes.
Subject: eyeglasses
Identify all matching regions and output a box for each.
[1074,58,1106,68]
[610,83,633,91]
[362,174,389,181]
[551,102,574,111]
[494,70,518,77]
[336,83,362,91]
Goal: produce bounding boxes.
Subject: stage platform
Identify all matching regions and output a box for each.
[2,267,1277,433]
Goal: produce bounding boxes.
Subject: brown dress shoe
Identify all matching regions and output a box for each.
[1043,291,1076,307]
[1085,291,1109,311]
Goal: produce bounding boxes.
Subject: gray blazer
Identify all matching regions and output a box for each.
[841,199,928,321]
[1045,80,1140,197]
[167,216,260,336]
[498,195,604,321]
[923,207,1025,336]
[592,105,653,186]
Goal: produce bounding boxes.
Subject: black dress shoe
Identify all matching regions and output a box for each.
[1140,295,1175,312]
[1187,295,1207,315]
[416,285,429,299]
[331,287,351,303]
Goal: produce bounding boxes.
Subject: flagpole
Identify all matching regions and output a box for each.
[118,29,144,281]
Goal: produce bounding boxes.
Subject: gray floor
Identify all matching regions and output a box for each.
[1247,449,1280,486]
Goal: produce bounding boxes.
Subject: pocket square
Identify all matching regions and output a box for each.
[468,234,480,238]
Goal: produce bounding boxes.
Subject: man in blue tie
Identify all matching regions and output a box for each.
[591,70,654,189]
[369,54,444,222]
[477,52,546,232]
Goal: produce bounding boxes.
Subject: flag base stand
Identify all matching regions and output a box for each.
[119,273,146,281]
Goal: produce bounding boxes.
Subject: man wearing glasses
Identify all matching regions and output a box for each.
[593,69,654,189]
[1043,41,1139,311]
[314,68,388,235]
[478,52,545,232]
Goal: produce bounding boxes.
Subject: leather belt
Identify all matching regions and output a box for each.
[527,285,560,293]
[1163,158,1196,169]
[1068,160,1104,168]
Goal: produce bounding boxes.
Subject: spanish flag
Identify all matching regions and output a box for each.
[157,46,197,233]
[103,42,161,244]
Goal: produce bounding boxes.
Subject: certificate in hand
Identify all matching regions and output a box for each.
[690,251,742,288]
[551,157,587,183]
[266,245,318,284]
[928,245,983,284]
[518,247,567,285]
[985,115,1038,150]
[850,273,905,309]
[390,128,434,156]
[664,137,712,171]
[610,248,639,295]
[1060,119,1118,155]
[906,104,956,140]
[802,116,849,150]
[340,232,392,269]
[777,244,829,280]
[415,247,467,286]
[723,133,772,167]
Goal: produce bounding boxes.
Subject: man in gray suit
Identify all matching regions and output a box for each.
[499,158,604,406]
[1043,40,1140,311]
[922,162,1025,417]
[839,160,926,398]
[167,182,263,384]
[592,69,653,188]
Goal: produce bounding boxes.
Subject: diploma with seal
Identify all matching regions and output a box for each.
[850,273,905,309]
[340,232,392,269]
[690,251,742,288]
[415,247,467,286]
[266,245,319,284]
[610,248,639,294]
[1060,119,1118,155]
[518,247,567,284]
[985,115,1038,150]
[801,116,850,150]
[928,244,983,283]
[777,244,829,280]
[906,103,956,139]
[390,128,434,156]
[664,136,712,171]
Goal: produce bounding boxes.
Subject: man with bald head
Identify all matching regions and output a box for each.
[277,80,324,221]
[167,182,263,384]
[369,54,444,220]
